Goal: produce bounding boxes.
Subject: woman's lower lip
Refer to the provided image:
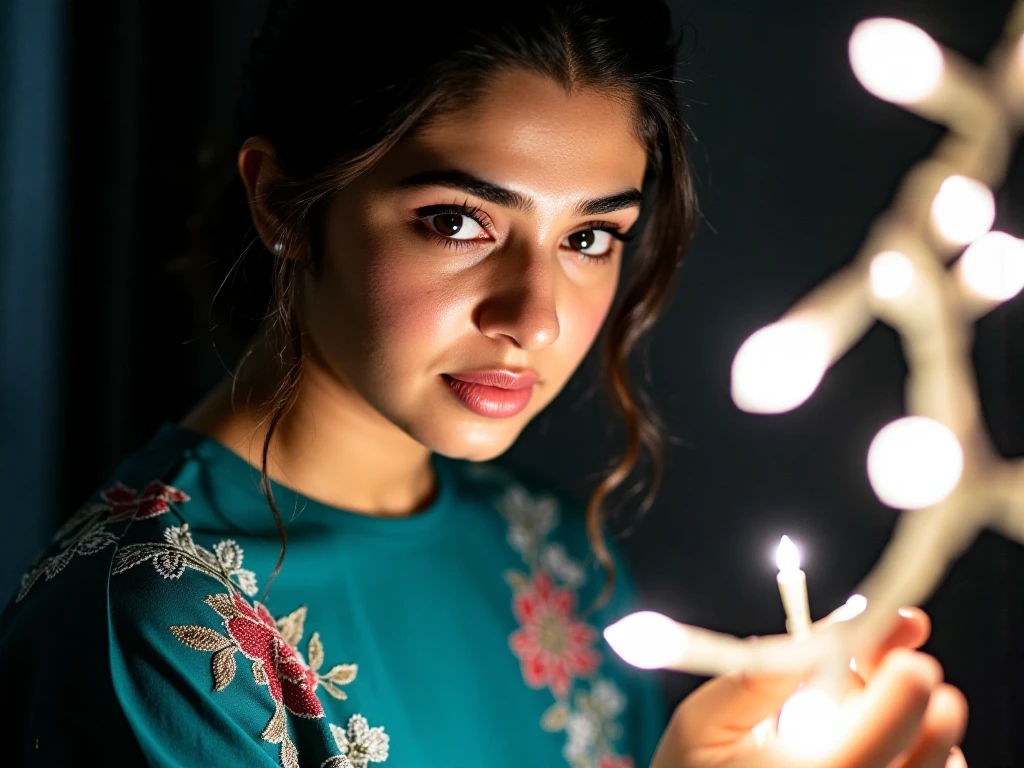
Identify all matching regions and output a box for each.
[442,375,533,418]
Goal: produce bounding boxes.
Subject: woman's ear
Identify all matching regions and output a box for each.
[237,136,302,259]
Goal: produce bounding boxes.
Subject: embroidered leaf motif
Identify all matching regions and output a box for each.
[233,568,258,596]
[211,646,237,691]
[275,605,307,648]
[541,701,570,731]
[504,569,530,592]
[43,549,75,580]
[318,680,348,701]
[253,660,269,686]
[321,756,355,768]
[308,632,324,673]
[164,524,196,553]
[54,502,107,541]
[214,539,243,571]
[111,547,158,575]
[154,550,187,580]
[323,664,358,686]
[170,625,232,652]
[262,703,287,744]
[75,528,120,556]
[16,568,44,602]
[280,737,299,768]
[205,593,244,620]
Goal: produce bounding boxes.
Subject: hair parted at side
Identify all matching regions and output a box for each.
[180,0,698,610]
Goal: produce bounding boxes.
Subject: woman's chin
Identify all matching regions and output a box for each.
[419,417,526,463]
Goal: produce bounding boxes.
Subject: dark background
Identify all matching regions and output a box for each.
[2,0,1023,764]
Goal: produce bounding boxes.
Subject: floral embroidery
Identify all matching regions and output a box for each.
[102,480,190,521]
[16,480,188,601]
[114,522,372,768]
[329,715,390,767]
[498,483,634,768]
[509,571,601,698]
[561,679,628,764]
[498,485,557,557]
[112,523,258,596]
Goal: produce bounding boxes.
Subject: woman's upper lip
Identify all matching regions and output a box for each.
[445,369,539,390]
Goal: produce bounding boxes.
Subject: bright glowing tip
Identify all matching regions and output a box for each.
[869,250,915,300]
[731,320,831,414]
[867,416,964,509]
[776,535,801,574]
[959,231,1024,302]
[931,175,996,246]
[776,687,844,761]
[603,611,686,670]
[848,18,944,104]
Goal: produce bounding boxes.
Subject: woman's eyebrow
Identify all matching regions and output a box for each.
[397,169,644,216]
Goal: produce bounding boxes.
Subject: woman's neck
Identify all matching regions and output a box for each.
[180,327,438,518]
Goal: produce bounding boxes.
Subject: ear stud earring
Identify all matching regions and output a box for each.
[272,242,284,254]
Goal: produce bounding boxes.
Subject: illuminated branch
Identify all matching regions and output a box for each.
[605,5,1024,759]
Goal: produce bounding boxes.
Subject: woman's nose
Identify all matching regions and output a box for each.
[476,247,561,350]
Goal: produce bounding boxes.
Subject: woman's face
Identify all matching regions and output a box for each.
[301,69,648,461]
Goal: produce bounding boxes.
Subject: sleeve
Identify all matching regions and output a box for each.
[106,528,288,768]
[601,536,670,768]
[0,538,147,766]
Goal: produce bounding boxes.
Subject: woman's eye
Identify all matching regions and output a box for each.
[429,213,485,240]
[562,228,613,256]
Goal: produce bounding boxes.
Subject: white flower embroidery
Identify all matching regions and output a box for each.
[561,679,627,763]
[330,715,390,767]
[540,543,586,588]
[498,485,558,556]
[112,524,259,596]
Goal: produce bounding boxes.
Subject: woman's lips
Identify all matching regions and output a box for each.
[442,370,538,418]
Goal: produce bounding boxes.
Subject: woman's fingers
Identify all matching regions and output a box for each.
[853,607,930,680]
[672,669,807,745]
[946,746,968,768]
[817,604,931,681]
[889,683,968,768]
[829,648,942,768]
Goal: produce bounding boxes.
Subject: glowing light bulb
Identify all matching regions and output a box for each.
[958,231,1024,301]
[776,535,801,574]
[731,321,831,414]
[869,250,915,299]
[776,687,844,760]
[931,176,996,245]
[867,416,964,509]
[848,18,944,104]
[603,611,687,670]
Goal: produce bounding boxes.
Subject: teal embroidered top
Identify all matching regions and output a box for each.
[0,422,666,768]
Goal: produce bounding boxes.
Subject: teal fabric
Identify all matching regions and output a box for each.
[0,422,667,767]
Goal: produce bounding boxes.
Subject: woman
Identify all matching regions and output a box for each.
[0,1,966,766]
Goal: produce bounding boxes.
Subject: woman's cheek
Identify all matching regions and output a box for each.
[363,259,462,373]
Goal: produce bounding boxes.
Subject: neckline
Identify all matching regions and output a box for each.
[151,421,458,539]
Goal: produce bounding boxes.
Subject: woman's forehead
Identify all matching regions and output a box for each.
[374,70,648,205]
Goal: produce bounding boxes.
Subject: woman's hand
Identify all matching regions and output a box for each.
[649,608,968,768]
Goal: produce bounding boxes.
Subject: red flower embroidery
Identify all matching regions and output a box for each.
[509,571,601,698]
[102,480,190,521]
[598,756,634,768]
[224,593,324,718]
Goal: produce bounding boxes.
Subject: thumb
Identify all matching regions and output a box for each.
[673,669,808,747]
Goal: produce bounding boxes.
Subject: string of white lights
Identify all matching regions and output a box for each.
[604,3,1024,759]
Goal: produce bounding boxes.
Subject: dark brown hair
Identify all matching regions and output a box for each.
[185,0,697,611]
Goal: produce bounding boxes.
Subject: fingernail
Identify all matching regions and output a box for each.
[898,607,914,618]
